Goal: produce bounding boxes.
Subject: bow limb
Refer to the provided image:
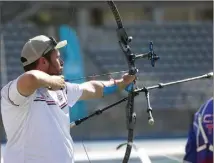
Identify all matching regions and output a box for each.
[123,86,136,163]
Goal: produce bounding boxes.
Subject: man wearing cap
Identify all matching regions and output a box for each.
[0,35,136,163]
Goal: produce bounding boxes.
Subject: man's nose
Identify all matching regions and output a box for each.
[60,58,64,66]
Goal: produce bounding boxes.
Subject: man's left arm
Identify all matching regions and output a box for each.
[65,74,135,107]
[78,78,129,100]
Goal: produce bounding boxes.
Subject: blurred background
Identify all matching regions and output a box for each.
[0,1,213,162]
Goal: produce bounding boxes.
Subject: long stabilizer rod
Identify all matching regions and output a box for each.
[135,72,213,93]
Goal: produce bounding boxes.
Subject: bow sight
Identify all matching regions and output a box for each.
[115,25,160,128]
[116,28,160,68]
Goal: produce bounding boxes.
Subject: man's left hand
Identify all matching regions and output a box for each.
[122,73,136,85]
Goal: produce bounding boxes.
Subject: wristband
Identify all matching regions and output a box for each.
[125,82,134,92]
[103,79,119,96]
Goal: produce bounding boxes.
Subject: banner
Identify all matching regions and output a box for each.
[59,25,87,122]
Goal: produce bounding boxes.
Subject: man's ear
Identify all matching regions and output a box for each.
[38,57,49,67]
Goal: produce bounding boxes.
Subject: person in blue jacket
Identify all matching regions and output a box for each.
[183,97,213,163]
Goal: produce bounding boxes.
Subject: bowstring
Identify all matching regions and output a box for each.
[82,142,92,163]
[65,6,93,163]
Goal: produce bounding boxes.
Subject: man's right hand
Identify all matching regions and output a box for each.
[17,70,66,97]
[49,75,66,90]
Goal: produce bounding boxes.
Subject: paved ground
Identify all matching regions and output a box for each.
[1,138,186,163]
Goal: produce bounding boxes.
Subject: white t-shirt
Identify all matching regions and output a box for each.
[0,76,83,163]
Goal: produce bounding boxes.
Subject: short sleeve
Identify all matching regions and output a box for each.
[2,77,28,106]
[66,82,83,108]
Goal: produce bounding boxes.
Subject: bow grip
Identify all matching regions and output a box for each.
[128,67,138,75]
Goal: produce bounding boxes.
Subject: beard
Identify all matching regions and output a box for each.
[47,62,62,76]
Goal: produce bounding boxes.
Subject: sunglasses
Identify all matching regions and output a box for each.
[42,37,58,56]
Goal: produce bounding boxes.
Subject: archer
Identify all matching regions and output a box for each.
[0,35,135,163]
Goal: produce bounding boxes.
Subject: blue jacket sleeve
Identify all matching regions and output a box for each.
[183,122,197,163]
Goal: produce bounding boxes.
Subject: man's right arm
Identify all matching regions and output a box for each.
[17,70,65,97]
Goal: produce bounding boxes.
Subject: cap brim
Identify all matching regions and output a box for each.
[55,40,67,49]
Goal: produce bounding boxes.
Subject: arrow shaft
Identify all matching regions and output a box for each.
[65,70,128,82]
